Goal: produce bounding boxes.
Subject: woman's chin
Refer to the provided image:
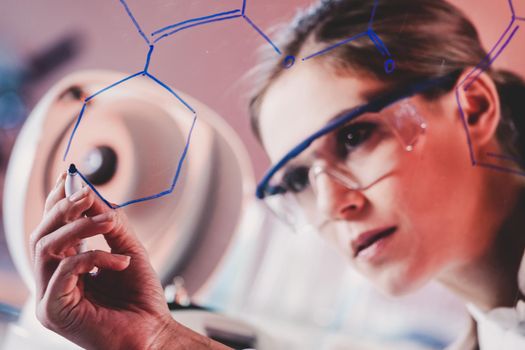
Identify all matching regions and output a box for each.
[363,265,431,297]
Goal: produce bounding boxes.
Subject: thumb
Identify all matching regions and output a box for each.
[38,251,131,331]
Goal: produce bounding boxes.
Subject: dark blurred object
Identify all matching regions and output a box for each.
[0,61,25,131]
[24,33,80,83]
[167,301,210,312]
[0,33,82,315]
[205,325,257,350]
[0,302,20,322]
[0,34,81,173]
[0,34,81,131]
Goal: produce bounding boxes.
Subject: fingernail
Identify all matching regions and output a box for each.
[69,187,88,202]
[115,254,131,263]
[55,172,66,188]
[92,212,114,223]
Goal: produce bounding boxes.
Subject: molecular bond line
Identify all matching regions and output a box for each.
[150,0,394,72]
[456,0,525,176]
[301,0,395,74]
[75,115,197,210]
[63,0,395,209]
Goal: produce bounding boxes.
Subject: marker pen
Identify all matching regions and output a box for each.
[65,163,88,253]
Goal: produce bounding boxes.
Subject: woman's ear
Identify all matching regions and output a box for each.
[455,70,501,148]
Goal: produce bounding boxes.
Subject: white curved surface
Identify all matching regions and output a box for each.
[3,70,255,295]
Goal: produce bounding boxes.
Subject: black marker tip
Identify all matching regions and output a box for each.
[68,163,77,174]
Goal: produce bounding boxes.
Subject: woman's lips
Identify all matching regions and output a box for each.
[351,226,397,259]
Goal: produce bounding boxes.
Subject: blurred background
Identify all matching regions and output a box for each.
[0,0,524,349]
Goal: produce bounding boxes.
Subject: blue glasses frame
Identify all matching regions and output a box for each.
[256,72,461,199]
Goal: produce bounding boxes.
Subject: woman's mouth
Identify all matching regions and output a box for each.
[352,226,397,260]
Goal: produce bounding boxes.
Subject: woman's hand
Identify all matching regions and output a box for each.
[30,172,227,349]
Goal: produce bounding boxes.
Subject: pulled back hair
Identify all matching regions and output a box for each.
[249,0,525,162]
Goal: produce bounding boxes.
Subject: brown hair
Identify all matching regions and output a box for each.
[249,0,525,161]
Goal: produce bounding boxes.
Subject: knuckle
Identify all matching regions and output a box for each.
[87,249,101,258]
[43,191,57,213]
[70,217,87,232]
[58,198,85,224]
[36,302,54,330]
[43,198,52,213]
[112,210,125,230]
[29,229,40,253]
[98,220,115,233]
[85,188,96,203]
[34,235,49,257]
[57,255,75,275]
[53,199,71,222]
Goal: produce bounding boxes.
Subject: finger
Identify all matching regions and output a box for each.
[30,188,96,260]
[36,212,115,259]
[82,187,116,217]
[77,194,144,257]
[101,208,150,260]
[46,250,130,299]
[43,172,67,214]
[50,180,142,257]
[46,183,146,261]
[38,251,130,327]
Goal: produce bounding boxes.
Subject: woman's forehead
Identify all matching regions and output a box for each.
[258,62,387,162]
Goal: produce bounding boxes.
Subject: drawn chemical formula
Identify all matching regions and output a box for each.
[64,0,394,208]
[456,0,525,176]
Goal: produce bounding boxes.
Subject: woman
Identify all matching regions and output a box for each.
[31,0,525,349]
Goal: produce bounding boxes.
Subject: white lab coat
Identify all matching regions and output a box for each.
[469,248,525,350]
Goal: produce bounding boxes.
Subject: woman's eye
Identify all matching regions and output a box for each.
[336,122,376,157]
[282,166,310,193]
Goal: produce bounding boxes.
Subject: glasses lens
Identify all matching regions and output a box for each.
[262,98,426,232]
[263,186,325,232]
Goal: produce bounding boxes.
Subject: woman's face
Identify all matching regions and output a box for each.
[258,62,498,295]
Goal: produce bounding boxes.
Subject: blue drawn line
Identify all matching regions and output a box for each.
[486,152,522,164]
[151,9,241,36]
[301,32,368,61]
[74,113,197,209]
[153,14,242,44]
[63,103,87,161]
[144,45,154,73]
[368,29,390,56]
[65,0,393,208]
[454,1,525,179]
[144,72,197,114]
[464,25,520,90]
[462,18,516,86]
[119,0,150,45]
[478,20,516,71]
[476,162,525,177]
[116,189,172,208]
[256,74,457,199]
[78,114,198,209]
[242,15,282,55]
[63,71,144,161]
[169,114,197,190]
[85,71,143,103]
[516,17,525,21]
[76,170,114,208]
[369,0,379,28]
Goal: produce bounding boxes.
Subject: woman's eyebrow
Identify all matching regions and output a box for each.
[327,107,362,124]
[327,100,372,124]
[326,87,392,123]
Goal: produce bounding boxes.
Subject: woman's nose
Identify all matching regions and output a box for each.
[314,172,367,220]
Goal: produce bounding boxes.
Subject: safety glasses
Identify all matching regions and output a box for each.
[256,73,459,232]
